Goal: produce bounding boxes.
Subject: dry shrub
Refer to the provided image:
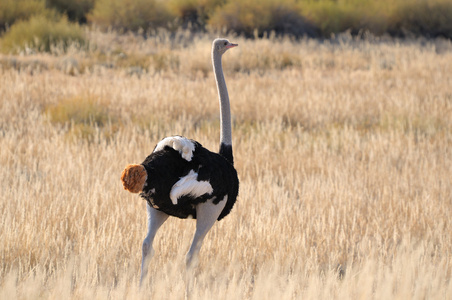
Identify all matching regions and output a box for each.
[114,52,151,71]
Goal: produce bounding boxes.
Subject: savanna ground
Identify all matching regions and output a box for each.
[1,31,451,299]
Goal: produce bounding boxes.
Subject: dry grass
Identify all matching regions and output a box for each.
[1,32,451,299]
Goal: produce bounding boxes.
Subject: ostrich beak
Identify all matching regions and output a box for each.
[226,43,238,49]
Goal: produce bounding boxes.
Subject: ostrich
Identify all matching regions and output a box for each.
[121,38,239,284]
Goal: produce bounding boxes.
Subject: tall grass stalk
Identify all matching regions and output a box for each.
[0,32,451,298]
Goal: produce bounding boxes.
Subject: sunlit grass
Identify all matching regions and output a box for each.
[0,31,451,298]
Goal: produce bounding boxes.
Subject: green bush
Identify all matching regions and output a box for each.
[209,0,317,37]
[389,0,452,38]
[46,0,96,23]
[168,0,222,29]
[2,0,452,42]
[302,1,358,36]
[300,0,452,38]
[1,15,85,53]
[300,0,391,36]
[89,0,173,32]
[0,0,51,32]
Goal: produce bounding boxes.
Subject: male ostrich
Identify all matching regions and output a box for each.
[121,38,239,284]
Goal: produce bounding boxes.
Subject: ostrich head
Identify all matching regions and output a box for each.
[212,38,238,55]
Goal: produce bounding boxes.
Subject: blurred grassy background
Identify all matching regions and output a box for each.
[1,0,452,53]
[1,1,452,299]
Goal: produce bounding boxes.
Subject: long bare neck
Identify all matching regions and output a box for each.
[212,51,232,147]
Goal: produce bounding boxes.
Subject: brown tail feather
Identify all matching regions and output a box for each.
[121,164,147,193]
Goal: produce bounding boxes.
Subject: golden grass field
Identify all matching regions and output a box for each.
[1,31,451,299]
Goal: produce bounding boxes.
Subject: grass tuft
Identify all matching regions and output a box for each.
[44,94,120,142]
[45,95,110,127]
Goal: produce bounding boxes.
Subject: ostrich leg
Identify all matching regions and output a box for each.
[185,196,227,268]
[140,204,169,286]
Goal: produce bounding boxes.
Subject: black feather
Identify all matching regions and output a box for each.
[140,140,239,221]
[219,143,234,165]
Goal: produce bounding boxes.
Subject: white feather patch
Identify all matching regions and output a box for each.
[154,136,196,161]
[170,170,213,205]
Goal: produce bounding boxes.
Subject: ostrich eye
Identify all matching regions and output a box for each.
[224,42,227,45]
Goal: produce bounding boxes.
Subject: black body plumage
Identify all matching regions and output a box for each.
[140,140,239,221]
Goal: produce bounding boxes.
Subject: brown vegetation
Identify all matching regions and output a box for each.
[0,31,451,298]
